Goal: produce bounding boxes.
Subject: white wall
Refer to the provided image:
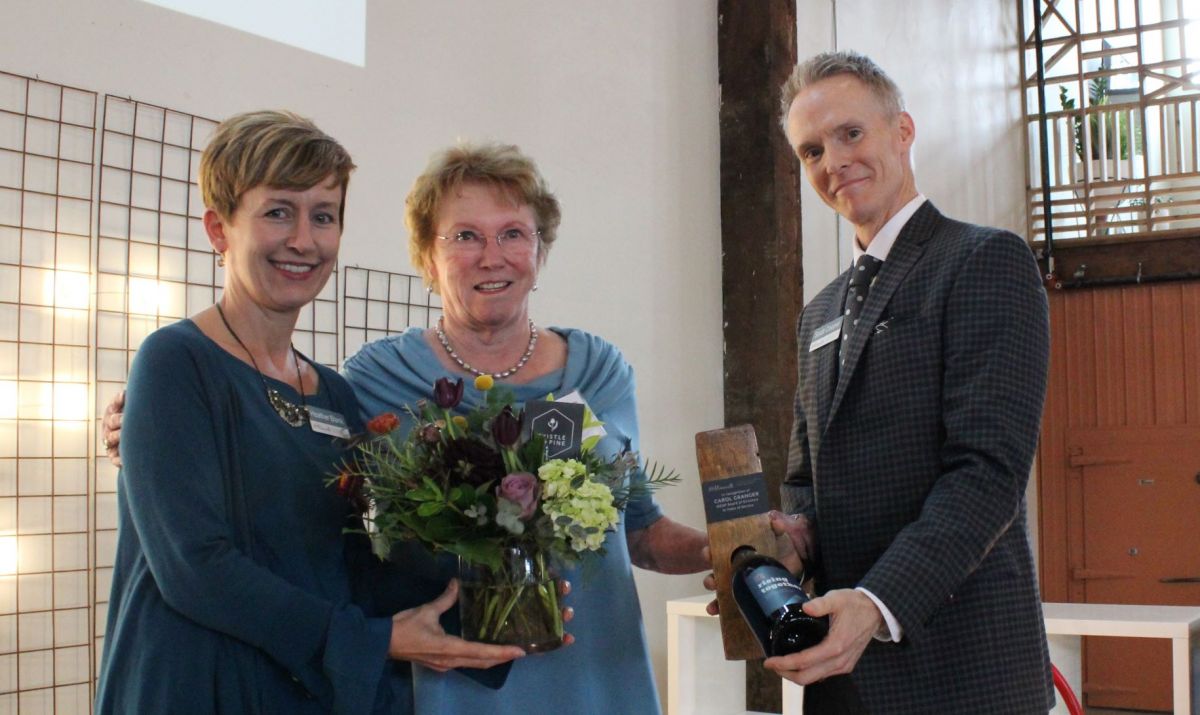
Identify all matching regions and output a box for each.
[796,0,1025,298]
[2,0,722,706]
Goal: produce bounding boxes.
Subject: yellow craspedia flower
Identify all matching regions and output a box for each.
[474,374,495,391]
[452,415,469,428]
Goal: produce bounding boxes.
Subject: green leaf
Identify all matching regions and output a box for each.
[582,405,603,428]
[417,501,445,517]
[406,487,436,501]
[519,435,546,470]
[446,539,504,570]
[421,476,444,499]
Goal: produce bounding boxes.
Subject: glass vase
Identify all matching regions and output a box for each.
[458,545,564,653]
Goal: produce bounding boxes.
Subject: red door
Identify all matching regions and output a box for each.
[1068,427,1200,711]
[1039,282,1200,713]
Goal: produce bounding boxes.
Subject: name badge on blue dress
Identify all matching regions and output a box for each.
[307,406,351,438]
[809,317,842,352]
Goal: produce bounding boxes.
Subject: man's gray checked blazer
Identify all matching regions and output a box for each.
[783,201,1056,713]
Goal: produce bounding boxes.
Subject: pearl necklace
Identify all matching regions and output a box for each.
[435,317,538,379]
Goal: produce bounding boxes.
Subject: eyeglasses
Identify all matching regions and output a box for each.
[436,227,540,255]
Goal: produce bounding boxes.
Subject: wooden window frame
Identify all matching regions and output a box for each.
[1019,0,1200,288]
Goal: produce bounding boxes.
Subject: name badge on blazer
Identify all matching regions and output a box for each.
[809,317,842,352]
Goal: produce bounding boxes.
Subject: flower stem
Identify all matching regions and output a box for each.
[491,584,525,641]
[502,447,521,474]
[442,409,458,439]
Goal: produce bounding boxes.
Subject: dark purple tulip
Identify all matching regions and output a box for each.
[433,377,464,409]
[490,406,521,447]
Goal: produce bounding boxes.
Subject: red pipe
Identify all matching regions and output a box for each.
[1051,664,1084,715]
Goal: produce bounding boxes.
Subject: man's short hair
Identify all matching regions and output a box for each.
[779,51,905,125]
[200,110,355,224]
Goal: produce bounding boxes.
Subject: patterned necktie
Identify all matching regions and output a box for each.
[840,254,884,368]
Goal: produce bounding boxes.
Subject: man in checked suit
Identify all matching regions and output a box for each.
[767,51,1055,712]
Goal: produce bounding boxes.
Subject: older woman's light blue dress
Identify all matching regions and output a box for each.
[343,326,664,715]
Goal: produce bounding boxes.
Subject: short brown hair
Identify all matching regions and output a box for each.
[779,51,904,127]
[199,110,355,223]
[406,142,561,288]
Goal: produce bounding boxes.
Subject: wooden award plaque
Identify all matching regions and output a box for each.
[695,424,778,660]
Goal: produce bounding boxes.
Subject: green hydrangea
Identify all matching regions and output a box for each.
[539,460,619,552]
[537,459,589,498]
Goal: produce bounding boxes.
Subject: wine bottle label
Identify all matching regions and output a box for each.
[745,565,807,616]
[701,472,770,523]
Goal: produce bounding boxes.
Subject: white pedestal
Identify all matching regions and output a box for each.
[667,595,803,715]
[667,596,1200,715]
[1042,602,1200,715]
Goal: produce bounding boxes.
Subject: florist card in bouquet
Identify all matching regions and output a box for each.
[522,399,585,460]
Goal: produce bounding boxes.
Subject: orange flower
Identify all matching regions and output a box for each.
[335,471,369,514]
[367,412,400,435]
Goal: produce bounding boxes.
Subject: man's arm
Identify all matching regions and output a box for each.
[778,300,829,574]
[781,363,817,525]
[856,229,1049,641]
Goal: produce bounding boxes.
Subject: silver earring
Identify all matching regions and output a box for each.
[532,283,539,292]
[216,252,225,268]
[426,284,433,296]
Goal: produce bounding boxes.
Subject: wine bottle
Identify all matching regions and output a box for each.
[730,545,829,656]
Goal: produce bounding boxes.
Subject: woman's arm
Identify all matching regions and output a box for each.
[626,516,710,574]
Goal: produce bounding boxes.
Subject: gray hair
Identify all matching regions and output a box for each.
[779,51,905,127]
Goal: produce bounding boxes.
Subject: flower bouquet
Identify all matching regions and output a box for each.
[336,375,678,652]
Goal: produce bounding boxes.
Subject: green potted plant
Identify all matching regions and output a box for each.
[1059,76,1130,166]
[1060,76,1135,233]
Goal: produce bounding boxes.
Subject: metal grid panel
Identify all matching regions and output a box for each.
[0,70,97,715]
[294,273,341,370]
[342,266,441,361]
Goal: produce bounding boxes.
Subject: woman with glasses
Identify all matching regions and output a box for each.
[94,114,524,715]
[340,142,710,714]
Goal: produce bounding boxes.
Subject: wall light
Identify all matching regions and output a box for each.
[128,277,163,315]
[54,270,91,310]
[54,383,89,421]
[0,536,17,576]
[0,381,15,419]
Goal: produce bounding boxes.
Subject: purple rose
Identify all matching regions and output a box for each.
[497,472,540,520]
